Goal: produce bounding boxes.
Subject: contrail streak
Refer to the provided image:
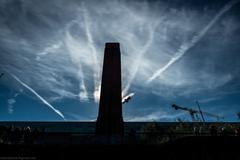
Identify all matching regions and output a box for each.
[65,22,89,101]
[77,66,89,102]
[11,74,65,120]
[82,5,101,102]
[147,0,240,83]
[79,73,89,101]
[93,84,101,103]
[122,23,158,96]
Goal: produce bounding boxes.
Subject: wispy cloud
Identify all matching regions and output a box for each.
[147,0,240,83]
[122,22,159,96]
[7,99,16,114]
[36,42,62,60]
[65,112,96,121]
[82,4,101,102]
[7,91,21,114]
[0,0,239,121]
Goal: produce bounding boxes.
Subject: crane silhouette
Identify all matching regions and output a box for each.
[172,103,224,122]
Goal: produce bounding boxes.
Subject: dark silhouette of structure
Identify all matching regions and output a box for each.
[96,43,124,135]
[172,104,224,122]
[210,126,217,136]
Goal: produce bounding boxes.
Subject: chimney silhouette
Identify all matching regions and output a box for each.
[96,43,124,135]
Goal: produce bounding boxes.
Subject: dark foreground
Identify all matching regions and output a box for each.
[0,122,240,159]
[0,136,240,160]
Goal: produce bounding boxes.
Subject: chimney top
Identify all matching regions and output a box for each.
[105,42,120,48]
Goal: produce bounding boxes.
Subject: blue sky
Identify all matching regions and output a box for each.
[0,0,240,122]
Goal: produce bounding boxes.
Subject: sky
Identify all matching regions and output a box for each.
[0,0,240,122]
